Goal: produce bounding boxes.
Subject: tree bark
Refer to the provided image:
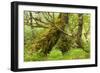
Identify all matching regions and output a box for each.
[76,14,83,48]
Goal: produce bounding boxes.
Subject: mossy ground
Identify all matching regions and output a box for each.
[24,48,90,61]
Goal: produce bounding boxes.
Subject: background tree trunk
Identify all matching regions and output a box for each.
[76,14,83,48]
[29,12,34,38]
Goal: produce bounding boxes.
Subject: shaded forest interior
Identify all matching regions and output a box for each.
[24,11,90,61]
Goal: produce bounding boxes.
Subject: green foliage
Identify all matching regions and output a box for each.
[24,25,33,53]
[68,14,78,34]
[24,51,46,61]
[63,48,89,59]
[24,25,33,43]
[83,14,90,33]
[24,48,90,61]
[47,49,63,60]
[82,41,90,52]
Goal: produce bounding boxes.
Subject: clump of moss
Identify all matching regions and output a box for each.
[47,49,63,60]
[63,48,90,60]
[24,51,46,61]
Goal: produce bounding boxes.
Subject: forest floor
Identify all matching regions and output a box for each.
[24,48,90,62]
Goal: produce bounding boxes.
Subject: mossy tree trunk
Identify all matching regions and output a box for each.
[54,13,72,53]
[31,13,68,55]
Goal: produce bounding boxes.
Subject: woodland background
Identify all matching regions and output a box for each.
[24,11,90,61]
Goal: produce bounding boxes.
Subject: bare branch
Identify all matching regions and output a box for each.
[42,13,53,23]
[31,16,49,24]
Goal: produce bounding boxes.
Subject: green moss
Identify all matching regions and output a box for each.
[24,52,46,61]
[47,49,63,60]
[63,48,89,60]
